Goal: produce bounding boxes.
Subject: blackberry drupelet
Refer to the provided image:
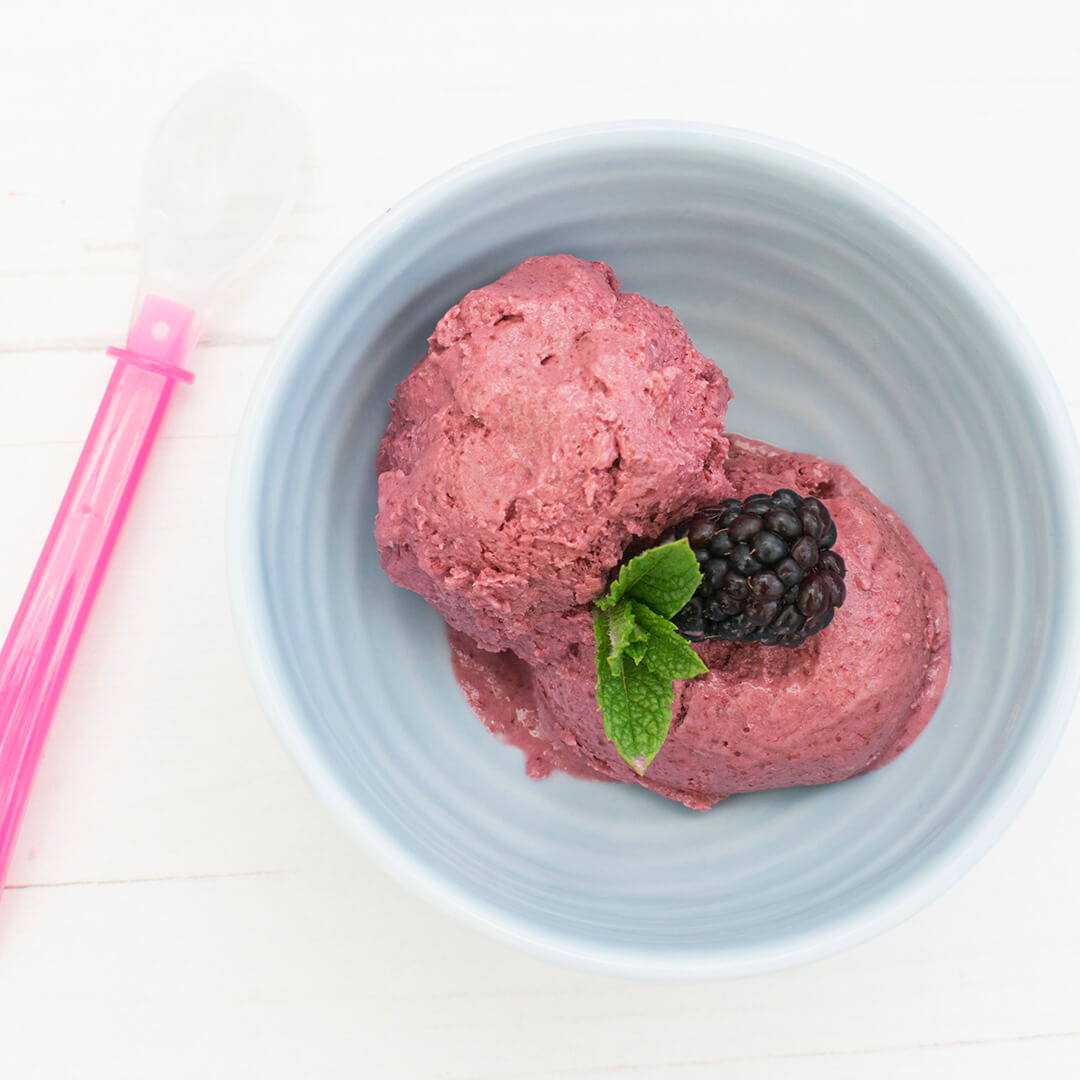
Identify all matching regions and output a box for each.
[661,490,846,648]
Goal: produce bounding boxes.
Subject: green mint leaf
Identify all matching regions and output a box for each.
[592,538,709,773]
[594,615,677,775]
[630,602,708,681]
[595,539,703,619]
[605,599,650,672]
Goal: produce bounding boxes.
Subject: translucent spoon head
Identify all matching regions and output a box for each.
[138,71,308,314]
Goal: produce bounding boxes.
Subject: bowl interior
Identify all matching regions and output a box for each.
[232,128,1079,975]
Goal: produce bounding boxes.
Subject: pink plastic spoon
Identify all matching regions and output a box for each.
[0,73,306,893]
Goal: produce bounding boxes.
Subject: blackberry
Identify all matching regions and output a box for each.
[659,490,847,648]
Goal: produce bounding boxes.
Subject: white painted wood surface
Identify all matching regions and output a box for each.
[2,2,1078,1076]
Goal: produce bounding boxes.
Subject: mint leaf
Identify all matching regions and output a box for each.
[631,602,708,680]
[605,599,650,672]
[593,538,709,774]
[594,616,677,775]
[595,539,703,619]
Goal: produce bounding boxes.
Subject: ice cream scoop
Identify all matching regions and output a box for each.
[376,257,951,808]
[0,73,307,894]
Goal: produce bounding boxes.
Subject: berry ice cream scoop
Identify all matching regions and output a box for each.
[376,254,733,664]
[376,256,950,808]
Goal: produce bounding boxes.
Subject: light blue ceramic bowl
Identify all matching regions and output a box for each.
[229,124,1080,977]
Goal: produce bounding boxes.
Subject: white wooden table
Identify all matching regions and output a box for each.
[2,3,1078,1076]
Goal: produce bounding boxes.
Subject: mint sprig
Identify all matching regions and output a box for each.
[593,540,707,774]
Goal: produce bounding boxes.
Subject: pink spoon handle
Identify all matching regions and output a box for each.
[0,296,196,891]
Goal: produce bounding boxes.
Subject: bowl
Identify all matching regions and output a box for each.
[229,123,1080,977]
